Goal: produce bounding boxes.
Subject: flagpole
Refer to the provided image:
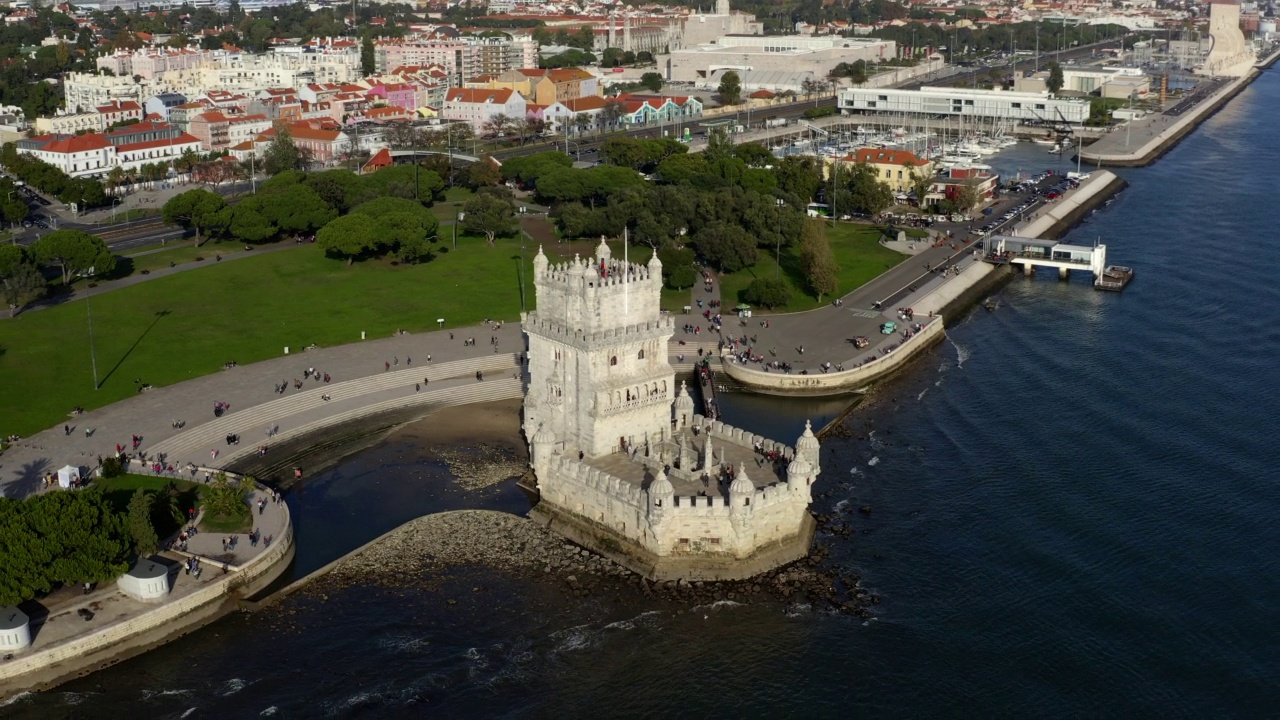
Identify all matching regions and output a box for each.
[624,226,629,315]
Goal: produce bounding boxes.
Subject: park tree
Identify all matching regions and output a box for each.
[202,474,247,520]
[462,190,518,246]
[31,229,116,285]
[693,221,756,273]
[501,151,572,187]
[263,127,312,175]
[0,244,46,317]
[601,99,628,130]
[2,193,29,226]
[774,155,824,204]
[742,277,792,309]
[260,184,337,236]
[126,489,158,556]
[846,162,894,216]
[317,214,382,265]
[656,152,708,184]
[221,202,277,243]
[305,168,365,211]
[0,490,132,605]
[955,178,984,216]
[366,164,445,203]
[718,70,743,106]
[909,167,935,209]
[465,156,503,188]
[1046,60,1064,94]
[350,196,440,263]
[639,72,664,93]
[162,188,227,245]
[798,219,839,302]
[733,142,775,169]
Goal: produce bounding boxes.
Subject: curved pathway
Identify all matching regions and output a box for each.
[1,322,526,497]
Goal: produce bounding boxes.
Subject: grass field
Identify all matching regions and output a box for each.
[717,223,907,313]
[0,233,617,437]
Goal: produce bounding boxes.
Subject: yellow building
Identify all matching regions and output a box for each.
[464,67,601,107]
[832,148,935,194]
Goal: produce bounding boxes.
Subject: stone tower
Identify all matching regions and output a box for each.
[523,243,675,457]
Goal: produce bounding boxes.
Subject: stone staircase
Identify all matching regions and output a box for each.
[148,354,520,468]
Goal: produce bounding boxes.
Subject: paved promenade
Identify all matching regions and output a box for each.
[0,323,526,497]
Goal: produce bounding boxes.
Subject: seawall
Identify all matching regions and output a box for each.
[1078,67,1264,168]
[0,490,295,698]
[1022,170,1129,241]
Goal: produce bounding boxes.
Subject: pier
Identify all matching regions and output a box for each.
[986,234,1107,282]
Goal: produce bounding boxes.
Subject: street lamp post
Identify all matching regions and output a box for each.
[454,206,464,250]
[87,298,99,389]
[774,197,785,277]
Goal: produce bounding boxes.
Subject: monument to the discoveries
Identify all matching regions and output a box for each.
[521,240,819,581]
[1199,0,1256,77]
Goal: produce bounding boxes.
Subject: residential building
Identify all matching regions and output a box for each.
[63,72,146,112]
[443,87,528,132]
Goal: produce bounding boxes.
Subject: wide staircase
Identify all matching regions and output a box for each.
[149,354,522,469]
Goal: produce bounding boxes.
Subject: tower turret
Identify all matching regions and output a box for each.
[647,467,674,523]
[729,462,755,502]
[796,419,821,471]
[596,236,611,264]
[647,249,662,274]
[786,454,814,502]
[533,245,548,279]
[531,423,555,476]
[702,430,715,474]
[673,380,694,429]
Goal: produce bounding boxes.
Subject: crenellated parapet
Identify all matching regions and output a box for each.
[690,413,796,460]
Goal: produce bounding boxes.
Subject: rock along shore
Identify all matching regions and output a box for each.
[312,509,879,618]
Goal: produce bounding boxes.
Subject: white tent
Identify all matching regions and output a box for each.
[57,465,80,489]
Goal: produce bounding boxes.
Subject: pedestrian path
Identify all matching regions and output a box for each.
[1,322,525,497]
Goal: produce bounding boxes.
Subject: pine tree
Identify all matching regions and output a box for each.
[127,489,158,557]
[799,219,839,302]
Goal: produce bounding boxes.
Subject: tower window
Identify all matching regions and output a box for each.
[610,356,618,366]
[637,349,645,359]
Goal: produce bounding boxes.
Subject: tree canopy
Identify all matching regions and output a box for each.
[718,71,743,106]
[32,229,116,285]
[0,489,132,605]
[462,189,519,246]
[161,188,228,245]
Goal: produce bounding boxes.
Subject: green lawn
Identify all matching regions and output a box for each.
[0,232,558,437]
[717,223,907,313]
[96,473,202,539]
[432,187,476,222]
[111,239,292,277]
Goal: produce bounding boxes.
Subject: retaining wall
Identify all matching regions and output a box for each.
[719,317,945,396]
[0,495,295,697]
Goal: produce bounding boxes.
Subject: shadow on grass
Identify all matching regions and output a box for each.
[102,256,134,281]
[98,309,171,389]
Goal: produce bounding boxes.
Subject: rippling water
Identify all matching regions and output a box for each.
[9,71,1280,717]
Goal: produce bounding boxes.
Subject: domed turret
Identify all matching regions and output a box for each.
[729,462,755,496]
[786,454,812,483]
[649,467,674,497]
[533,245,548,277]
[567,253,586,277]
[647,250,662,272]
[596,236,611,264]
[530,423,555,470]
[673,381,694,429]
[796,419,820,468]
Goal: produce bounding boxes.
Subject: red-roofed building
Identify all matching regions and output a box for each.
[834,148,935,194]
[17,122,202,177]
[361,147,394,174]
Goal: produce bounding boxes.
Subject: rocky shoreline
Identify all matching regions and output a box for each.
[311,509,880,618]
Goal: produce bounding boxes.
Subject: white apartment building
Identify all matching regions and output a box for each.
[17,123,202,178]
[443,88,528,132]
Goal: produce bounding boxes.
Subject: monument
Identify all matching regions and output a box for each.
[521,240,818,581]
[1199,0,1256,78]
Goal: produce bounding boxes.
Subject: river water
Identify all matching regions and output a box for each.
[8,71,1279,717]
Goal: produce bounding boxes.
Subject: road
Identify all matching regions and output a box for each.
[906,38,1129,91]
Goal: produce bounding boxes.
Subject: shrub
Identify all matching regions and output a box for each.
[100,455,125,478]
[742,277,792,309]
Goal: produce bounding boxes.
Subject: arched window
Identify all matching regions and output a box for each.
[637,348,645,360]
[610,356,618,366]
